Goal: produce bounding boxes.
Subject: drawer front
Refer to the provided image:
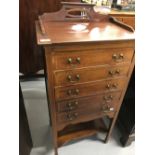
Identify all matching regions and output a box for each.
[57,109,114,131]
[53,48,134,70]
[57,92,121,112]
[54,65,129,87]
[55,78,126,101]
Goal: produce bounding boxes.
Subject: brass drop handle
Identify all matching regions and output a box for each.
[67,58,72,64]
[76,57,81,63]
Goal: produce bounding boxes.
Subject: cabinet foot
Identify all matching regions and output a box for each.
[120,134,135,147]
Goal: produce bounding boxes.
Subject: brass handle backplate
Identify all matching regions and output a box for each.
[109,69,120,76]
[112,53,124,61]
[67,57,81,64]
[67,89,80,96]
[67,112,78,121]
[103,95,113,103]
[106,83,118,89]
[67,74,80,82]
[66,101,79,111]
[102,107,114,113]
[102,104,114,113]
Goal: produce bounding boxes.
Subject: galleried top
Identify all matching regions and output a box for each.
[36,2,134,45]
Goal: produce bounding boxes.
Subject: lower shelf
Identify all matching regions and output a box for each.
[58,128,98,147]
[57,118,109,147]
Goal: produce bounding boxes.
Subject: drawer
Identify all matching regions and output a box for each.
[57,110,115,131]
[57,92,120,125]
[53,48,134,70]
[57,91,121,112]
[55,77,126,101]
[54,65,129,87]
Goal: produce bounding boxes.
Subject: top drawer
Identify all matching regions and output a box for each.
[53,48,134,70]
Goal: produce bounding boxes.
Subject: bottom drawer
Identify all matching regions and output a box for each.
[57,109,115,131]
[57,92,122,129]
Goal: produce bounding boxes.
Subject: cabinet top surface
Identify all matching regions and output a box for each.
[36,21,134,45]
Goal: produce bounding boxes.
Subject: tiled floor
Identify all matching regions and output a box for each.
[20,78,134,155]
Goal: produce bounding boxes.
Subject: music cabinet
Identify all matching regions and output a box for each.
[35,2,135,155]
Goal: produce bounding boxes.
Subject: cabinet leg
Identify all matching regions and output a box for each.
[54,147,58,155]
[120,133,135,147]
[120,136,131,147]
[53,131,58,155]
[45,77,52,126]
[104,117,116,143]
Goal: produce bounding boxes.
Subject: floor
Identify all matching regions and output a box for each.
[20,78,135,155]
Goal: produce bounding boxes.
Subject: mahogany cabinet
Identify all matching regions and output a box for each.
[35,3,135,155]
